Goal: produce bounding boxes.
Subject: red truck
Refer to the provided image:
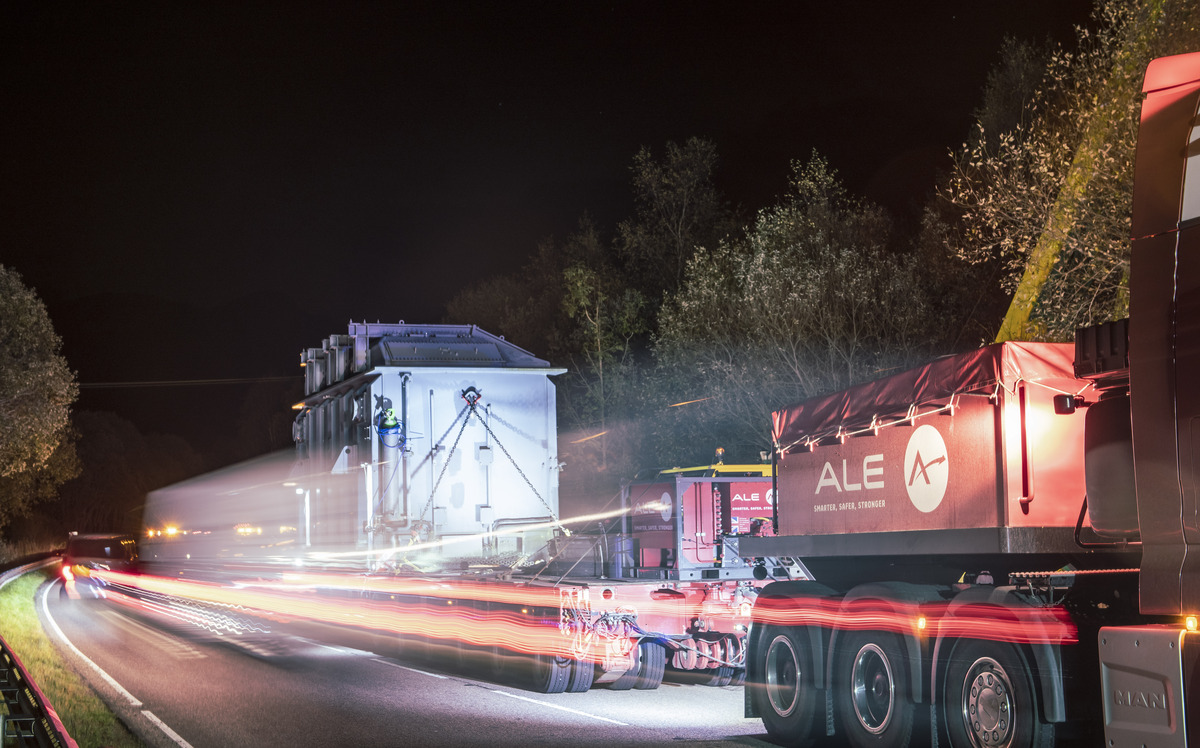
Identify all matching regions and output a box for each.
[741,51,1200,747]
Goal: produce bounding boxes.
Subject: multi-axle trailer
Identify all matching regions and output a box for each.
[137,323,789,692]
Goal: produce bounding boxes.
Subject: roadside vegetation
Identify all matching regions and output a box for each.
[0,0,1195,543]
[0,569,140,748]
[448,0,1200,487]
[0,537,57,567]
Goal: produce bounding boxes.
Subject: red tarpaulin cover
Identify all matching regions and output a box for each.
[772,342,1086,452]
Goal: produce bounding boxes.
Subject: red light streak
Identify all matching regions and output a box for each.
[752,595,1077,645]
[90,570,611,660]
[89,567,1077,674]
[86,568,758,670]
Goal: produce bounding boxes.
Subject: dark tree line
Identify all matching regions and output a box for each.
[445,0,1200,496]
[0,263,301,552]
[3,0,1196,541]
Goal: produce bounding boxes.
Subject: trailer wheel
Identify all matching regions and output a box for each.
[606,667,636,690]
[452,638,474,672]
[943,640,1054,748]
[607,644,642,690]
[703,634,739,686]
[566,658,595,692]
[528,653,572,694]
[488,644,514,683]
[754,625,820,746]
[834,631,916,748]
[633,641,666,690]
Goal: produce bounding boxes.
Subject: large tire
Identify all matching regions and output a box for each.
[488,643,515,683]
[702,635,738,686]
[703,666,735,687]
[942,640,1055,748]
[633,641,666,690]
[607,644,643,691]
[528,652,572,694]
[566,658,595,692]
[753,625,821,746]
[452,638,474,672]
[834,631,918,748]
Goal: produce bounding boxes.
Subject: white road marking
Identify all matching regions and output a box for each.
[490,690,630,725]
[310,641,348,653]
[41,580,194,747]
[372,657,448,678]
[141,709,195,748]
[306,640,365,655]
[40,582,143,707]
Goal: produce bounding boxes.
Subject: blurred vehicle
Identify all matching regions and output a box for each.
[60,533,140,599]
[138,325,791,693]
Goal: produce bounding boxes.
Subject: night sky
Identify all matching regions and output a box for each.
[2,2,1093,459]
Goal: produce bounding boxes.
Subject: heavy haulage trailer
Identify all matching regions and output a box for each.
[142,323,788,693]
[740,52,1200,748]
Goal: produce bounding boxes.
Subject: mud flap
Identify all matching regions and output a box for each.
[744,680,758,718]
[1098,626,1200,747]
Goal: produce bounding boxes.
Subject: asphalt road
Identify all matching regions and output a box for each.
[40,578,775,748]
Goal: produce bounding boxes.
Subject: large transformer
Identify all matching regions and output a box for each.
[139,323,777,694]
[292,322,566,559]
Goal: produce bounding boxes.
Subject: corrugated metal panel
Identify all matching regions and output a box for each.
[336,322,552,370]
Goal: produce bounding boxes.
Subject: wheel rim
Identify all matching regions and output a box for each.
[764,633,800,717]
[961,656,1014,748]
[850,642,894,734]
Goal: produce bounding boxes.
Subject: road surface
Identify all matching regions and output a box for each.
[40,578,774,748]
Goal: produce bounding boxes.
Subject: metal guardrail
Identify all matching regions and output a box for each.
[0,557,78,748]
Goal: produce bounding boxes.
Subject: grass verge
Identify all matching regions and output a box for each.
[0,568,142,747]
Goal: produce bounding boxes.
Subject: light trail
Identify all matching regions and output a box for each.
[569,431,608,444]
[752,595,1077,645]
[308,505,634,562]
[91,570,601,660]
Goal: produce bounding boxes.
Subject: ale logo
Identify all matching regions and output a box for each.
[904,424,948,512]
[660,492,673,522]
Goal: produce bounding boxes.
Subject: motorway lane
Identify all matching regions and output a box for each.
[40,578,774,748]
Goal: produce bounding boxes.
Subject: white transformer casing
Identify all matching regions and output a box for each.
[293,322,567,560]
[358,364,563,543]
[142,323,565,568]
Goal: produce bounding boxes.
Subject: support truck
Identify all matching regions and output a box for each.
[740,51,1200,748]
